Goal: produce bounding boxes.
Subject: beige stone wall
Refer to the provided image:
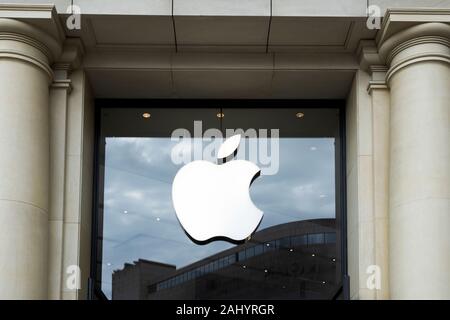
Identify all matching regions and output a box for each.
[346,65,391,300]
[59,70,94,300]
[48,67,94,300]
[346,70,381,300]
[0,4,449,300]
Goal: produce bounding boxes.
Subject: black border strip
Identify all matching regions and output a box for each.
[339,103,349,299]
[94,99,344,109]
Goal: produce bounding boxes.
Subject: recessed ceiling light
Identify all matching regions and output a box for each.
[142,112,151,119]
[332,258,336,262]
[312,253,315,257]
[107,263,112,266]
[266,243,270,247]
[156,217,161,222]
[264,269,268,273]
[216,112,225,119]
[295,112,305,119]
[310,146,317,151]
[242,265,246,269]
[123,210,128,214]
[289,249,294,252]
[322,281,326,284]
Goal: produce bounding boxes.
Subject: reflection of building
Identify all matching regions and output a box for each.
[112,219,341,300]
[112,259,175,300]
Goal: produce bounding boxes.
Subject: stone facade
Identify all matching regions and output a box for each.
[0,1,449,299]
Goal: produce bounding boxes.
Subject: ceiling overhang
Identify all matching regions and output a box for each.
[6,3,449,99]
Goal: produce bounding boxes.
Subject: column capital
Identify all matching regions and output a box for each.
[367,65,389,94]
[359,9,450,88]
[376,9,450,83]
[0,4,65,81]
[357,41,389,94]
[52,38,85,92]
[357,40,383,72]
[54,38,85,77]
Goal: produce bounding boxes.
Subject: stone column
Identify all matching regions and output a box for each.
[0,18,61,299]
[380,22,450,299]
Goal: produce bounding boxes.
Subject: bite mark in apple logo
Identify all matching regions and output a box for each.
[172,134,264,245]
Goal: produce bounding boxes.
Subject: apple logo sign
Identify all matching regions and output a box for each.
[172,134,263,244]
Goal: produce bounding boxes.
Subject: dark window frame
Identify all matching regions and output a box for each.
[89,99,349,300]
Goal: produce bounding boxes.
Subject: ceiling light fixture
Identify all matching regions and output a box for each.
[142,112,151,119]
[295,112,305,119]
[216,112,225,119]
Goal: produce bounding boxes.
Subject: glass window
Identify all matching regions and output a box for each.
[325,232,337,244]
[238,251,245,261]
[95,104,343,300]
[279,237,291,249]
[254,244,263,256]
[292,235,307,247]
[308,233,325,245]
[246,247,255,259]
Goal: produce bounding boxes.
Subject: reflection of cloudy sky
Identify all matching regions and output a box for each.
[101,137,335,298]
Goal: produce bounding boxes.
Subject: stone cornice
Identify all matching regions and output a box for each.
[377,8,450,48]
[0,3,56,15]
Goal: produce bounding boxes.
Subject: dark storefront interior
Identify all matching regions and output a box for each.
[92,100,346,300]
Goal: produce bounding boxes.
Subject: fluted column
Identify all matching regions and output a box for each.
[0,18,61,299]
[380,22,450,299]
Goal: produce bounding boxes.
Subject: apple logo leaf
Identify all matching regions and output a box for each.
[217,134,241,161]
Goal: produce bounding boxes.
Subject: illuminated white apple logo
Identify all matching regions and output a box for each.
[172,134,263,244]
